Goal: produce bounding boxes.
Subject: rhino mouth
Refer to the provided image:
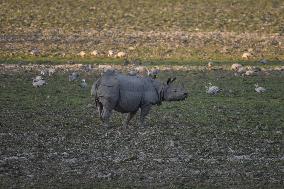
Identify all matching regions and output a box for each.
[168,94,188,101]
[180,93,188,100]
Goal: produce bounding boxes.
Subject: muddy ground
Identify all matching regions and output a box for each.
[0,66,283,188]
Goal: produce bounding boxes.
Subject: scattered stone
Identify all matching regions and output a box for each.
[248,66,261,72]
[128,47,135,50]
[40,69,48,76]
[48,68,56,76]
[30,48,40,56]
[231,63,243,71]
[32,76,46,87]
[245,70,257,76]
[242,52,252,59]
[134,66,146,73]
[147,68,159,78]
[206,83,221,95]
[220,46,229,53]
[260,59,268,64]
[78,51,86,57]
[108,50,114,57]
[69,72,79,81]
[82,64,92,72]
[207,61,214,70]
[248,48,254,53]
[91,50,99,56]
[34,75,43,80]
[80,79,87,89]
[255,84,266,93]
[237,67,246,74]
[115,51,127,58]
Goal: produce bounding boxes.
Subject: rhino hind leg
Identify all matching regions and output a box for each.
[140,105,152,127]
[123,111,137,128]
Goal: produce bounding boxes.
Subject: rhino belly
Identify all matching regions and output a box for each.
[114,91,142,113]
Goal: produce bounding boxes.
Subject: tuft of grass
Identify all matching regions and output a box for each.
[1,0,284,33]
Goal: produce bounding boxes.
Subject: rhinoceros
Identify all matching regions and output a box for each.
[91,70,188,127]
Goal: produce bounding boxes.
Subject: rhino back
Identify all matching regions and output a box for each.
[115,75,159,112]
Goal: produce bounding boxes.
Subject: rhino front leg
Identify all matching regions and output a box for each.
[140,105,152,127]
[101,107,112,127]
[97,101,103,119]
[123,111,137,128]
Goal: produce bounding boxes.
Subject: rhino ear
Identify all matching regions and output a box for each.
[167,78,172,85]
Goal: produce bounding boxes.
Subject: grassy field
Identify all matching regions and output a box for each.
[1,0,284,33]
[1,0,284,61]
[0,68,283,187]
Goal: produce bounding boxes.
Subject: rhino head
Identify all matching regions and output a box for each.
[162,77,188,101]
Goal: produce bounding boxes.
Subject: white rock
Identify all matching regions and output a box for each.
[108,50,114,57]
[78,51,86,57]
[69,72,79,81]
[206,83,221,95]
[255,84,266,93]
[30,48,40,56]
[237,67,246,74]
[48,68,55,76]
[242,52,252,59]
[80,79,87,88]
[231,63,243,71]
[207,61,214,69]
[115,51,127,58]
[32,79,46,87]
[91,50,99,56]
[34,75,43,81]
[134,66,146,73]
[40,70,48,76]
[248,48,254,52]
[147,68,159,78]
[245,70,256,76]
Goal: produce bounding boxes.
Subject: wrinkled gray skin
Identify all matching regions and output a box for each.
[91,70,188,127]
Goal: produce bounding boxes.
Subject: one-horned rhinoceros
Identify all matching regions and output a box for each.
[91,70,188,127]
